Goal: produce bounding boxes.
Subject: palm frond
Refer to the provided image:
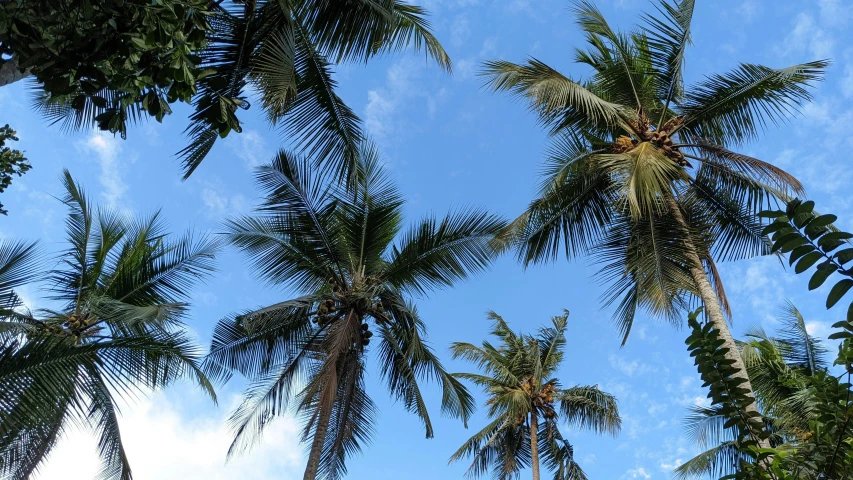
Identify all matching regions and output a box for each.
[384,208,505,295]
[558,385,621,436]
[481,58,628,134]
[678,61,828,145]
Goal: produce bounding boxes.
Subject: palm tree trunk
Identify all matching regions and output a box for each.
[303,370,337,480]
[0,57,30,87]
[667,198,771,450]
[529,409,541,480]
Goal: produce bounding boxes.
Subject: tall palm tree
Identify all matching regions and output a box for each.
[676,301,829,479]
[203,143,506,480]
[484,0,825,436]
[449,311,621,480]
[0,171,219,479]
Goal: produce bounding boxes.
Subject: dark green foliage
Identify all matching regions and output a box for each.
[761,199,853,319]
[2,0,213,138]
[684,308,774,479]
[0,125,30,215]
[0,172,218,479]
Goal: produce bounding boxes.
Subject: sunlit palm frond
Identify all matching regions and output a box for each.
[481,58,627,134]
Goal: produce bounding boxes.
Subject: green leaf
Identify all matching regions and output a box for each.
[794,200,815,216]
[809,263,836,290]
[848,302,853,322]
[835,248,853,265]
[761,221,792,237]
[758,210,786,218]
[771,232,804,253]
[818,232,853,249]
[810,214,838,229]
[780,236,809,253]
[827,279,853,309]
[828,331,853,340]
[789,244,816,266]
[795,251,823,273]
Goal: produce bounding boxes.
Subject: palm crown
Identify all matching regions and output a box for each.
[449,311,620,480]
[0,172,219,479]
[488,0,823,338]
[203,144,506,480]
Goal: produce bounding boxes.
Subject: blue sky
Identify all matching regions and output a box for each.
[3,0,853,478]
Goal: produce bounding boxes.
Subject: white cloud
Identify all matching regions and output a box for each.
[228,130,271,169]
[622,466,652,479]
[201,184,249,219]
[364,59,442,144]
[781,13,834,59]
[35,392,303,480]
[736,0,761,21]
[818,0,853,27]
[79,132,128,208]
[609,354,657,377]
[841,64,853,98]
[660,458,683,471]
[806,320,832,340]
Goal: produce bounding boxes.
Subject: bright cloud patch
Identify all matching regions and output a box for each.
[35,391,303,480]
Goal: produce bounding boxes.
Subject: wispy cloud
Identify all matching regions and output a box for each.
[200,182,249,219]
[609,354,657,377]
[78,132,128,209]
[621,466,652,479]
[227,129,272,169]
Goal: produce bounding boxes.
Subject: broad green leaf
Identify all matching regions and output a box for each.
[795,251,823,273]
[789,244,816,266]
[810,214,838,229]
[827,279,853,309]
[809,263,835,290]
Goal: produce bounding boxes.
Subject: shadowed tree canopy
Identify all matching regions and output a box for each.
[5,0,450,180]
[0,0,213,138]
[0,124,31,215]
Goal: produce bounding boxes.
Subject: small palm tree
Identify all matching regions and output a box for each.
[203,143,506,480]
[449,311,620,480]
[677,301,829,479]
[0,171,219,479]
[485,0,825,436]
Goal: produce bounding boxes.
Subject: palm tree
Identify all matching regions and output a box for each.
[203,143,506,480]
[0,171,219,479]
[676,301,830,479]
[484,0,825,436]
[449,311,621,480]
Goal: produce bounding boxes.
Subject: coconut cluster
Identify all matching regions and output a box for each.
[518,377,559,422]
[610,115,689,167]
